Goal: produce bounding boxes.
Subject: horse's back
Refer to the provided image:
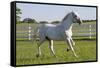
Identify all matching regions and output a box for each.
[42,24,66,40]
[38,23,72,40]
[45,24,57,27]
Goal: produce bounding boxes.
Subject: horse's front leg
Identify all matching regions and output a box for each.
[66,37,78,58]
[48,40,56,57]
[70,37,75,46]
[66,37,75,51]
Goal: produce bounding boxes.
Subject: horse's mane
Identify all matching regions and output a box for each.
[62,12,73,22]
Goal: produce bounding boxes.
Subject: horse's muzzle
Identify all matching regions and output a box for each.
[77,19,82,25]
[79,20,82,25]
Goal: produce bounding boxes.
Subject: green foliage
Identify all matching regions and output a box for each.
[16,7,22,22]
[23,18,37,23]
[39,21,48,24]
[16,21,22,24]
[16,7,22,14]
[82,20,96,23]
[51,21,60,24]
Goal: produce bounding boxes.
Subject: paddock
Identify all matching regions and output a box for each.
[16,21,97,65]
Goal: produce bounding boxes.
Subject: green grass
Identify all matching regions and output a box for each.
[16,39,97,65]
[16,21,97,65]
[83,21,96,24]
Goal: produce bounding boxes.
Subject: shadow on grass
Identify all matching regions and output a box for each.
[16,38,96,42]
[73,38,96,41]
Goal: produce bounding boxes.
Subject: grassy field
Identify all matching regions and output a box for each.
[16,21,97,66]
[16,39,97,66]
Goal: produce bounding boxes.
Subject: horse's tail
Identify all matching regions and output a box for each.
[32,24,44,42]
[32,26,40,42]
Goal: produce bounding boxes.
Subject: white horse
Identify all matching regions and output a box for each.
[34,11,82,58]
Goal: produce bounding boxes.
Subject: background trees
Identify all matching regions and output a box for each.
[51,21,60,24]
[39,21,48,24]
[16,7,22,22]
[23,18,37,23]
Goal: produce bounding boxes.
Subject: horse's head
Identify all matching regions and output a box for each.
[71,11,82,25]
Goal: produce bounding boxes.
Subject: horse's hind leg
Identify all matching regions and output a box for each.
[36,37,45,57]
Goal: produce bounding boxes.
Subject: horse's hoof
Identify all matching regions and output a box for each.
[75,55,78,58]
[73,42,75,46]
[67,48,70,52]
[36,54,39,57]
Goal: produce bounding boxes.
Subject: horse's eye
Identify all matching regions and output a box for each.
[74,15,77,18]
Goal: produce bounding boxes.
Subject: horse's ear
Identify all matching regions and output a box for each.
[71,11,74,15]
[72,10,74,13]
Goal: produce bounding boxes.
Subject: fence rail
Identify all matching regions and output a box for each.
[16,23,96,40]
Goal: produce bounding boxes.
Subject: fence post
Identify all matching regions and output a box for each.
[89,25,91,39]
[28,25,31,40]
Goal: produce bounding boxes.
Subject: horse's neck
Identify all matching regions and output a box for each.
[60,17,73,31]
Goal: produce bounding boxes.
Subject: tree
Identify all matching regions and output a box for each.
[16,7,22,22]
[51,21,60,24]
[39,21,48,24]
[23,18,37,23]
